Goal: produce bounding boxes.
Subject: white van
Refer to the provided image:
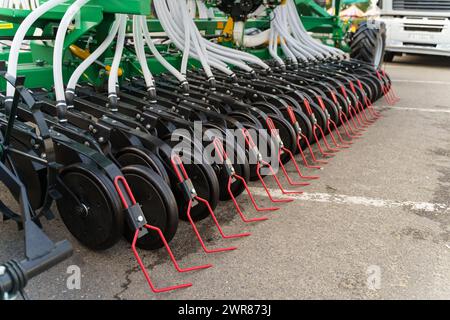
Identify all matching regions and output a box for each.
[377,0,450,60]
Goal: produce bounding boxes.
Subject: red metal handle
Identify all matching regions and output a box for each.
[286,106,297,125]
[340,85,348,99]
[241,128,257,148]
[114,176,137,209]
[316,96,326,111]
[303,98,313,115]
[330,90,338,105]
[212,138,228,162]
[171,154,190,183]
[349,81,357,95]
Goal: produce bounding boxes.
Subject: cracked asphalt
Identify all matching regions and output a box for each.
[1,54,450,300]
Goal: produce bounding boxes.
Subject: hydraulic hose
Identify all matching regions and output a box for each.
[53,0,90,122]
[139,15,188,86]
[269,27,285,67]
[181,0,191,76]
[65,17,121,105]
[6,0,67,98]
[154,0,220,81]
[286,0,344,59]
[133,15,156,99]
[108,14,127,109]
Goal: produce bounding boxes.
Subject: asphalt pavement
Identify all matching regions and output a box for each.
[1,54,449,300]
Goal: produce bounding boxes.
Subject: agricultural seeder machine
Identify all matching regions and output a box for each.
[0,0,398,299]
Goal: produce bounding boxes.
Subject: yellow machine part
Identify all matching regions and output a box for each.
[69,45,123,77]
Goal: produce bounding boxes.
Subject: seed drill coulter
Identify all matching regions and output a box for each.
[0,0,397,299]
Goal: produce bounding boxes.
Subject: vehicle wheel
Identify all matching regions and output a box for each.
[203,123,250,201]
[162,139,220,221]
[351,20,387,69]
[122,165,178,250]
[240,123,273,181]
[384,51,395,63]
[261,114,297,164]
[56,163,123,250]
[115,146,171,185]
[178,160,220,222]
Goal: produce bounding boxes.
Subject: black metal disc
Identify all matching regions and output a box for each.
[162,139,220,222]
[262,114,297,164]
[227,111,262,128]
[122,165,178,250]
[178,160,220,222]
[115,146,171,185]
[333,90,350,119]
[308,100,328,132]
[203,123,250,201]
[279,95,314,150]
[56,163,123,250]
[240,123,273,181]
[221,139,250,200]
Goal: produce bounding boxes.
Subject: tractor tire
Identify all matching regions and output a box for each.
[384,51,395,62]
[350,20,386,69]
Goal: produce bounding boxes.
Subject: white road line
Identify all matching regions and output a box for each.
[375,105,450,114]
[392,79,450,86]
[251,188,450,214]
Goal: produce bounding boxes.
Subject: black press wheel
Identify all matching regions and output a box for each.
[239,123,273,181]
[181,160,220,222]
[115,146,171,185]
[203,124,250,201]
[261,114,297,164]
[56,163,124,250]
[280,106,313,151]
[217,142,250,201]
[122,165,179,250]
[161,139,220,222]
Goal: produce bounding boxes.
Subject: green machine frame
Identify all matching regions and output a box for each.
[0,0,355,91]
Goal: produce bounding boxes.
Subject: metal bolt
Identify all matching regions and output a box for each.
[137,216,144,222]
[98,137,105,143]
